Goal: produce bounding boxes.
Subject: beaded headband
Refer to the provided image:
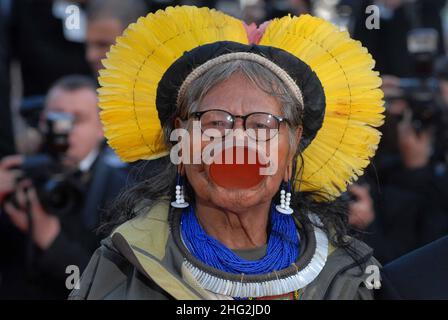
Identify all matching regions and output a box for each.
[176,52,304,110]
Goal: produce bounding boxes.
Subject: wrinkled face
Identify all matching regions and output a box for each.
[180,73,302,212]
[86,18,123,75]
[44,87,103,167]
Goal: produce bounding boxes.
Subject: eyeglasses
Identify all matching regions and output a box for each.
[188,109,289,141]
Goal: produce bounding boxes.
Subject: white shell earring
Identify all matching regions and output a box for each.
[276,182,293,215]
[171,170,189,208]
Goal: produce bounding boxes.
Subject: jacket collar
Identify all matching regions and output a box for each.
[111,201,210,299]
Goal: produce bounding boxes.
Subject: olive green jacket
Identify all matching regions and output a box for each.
[69,201,381,300]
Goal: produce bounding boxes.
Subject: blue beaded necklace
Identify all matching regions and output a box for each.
[181,205,300,275]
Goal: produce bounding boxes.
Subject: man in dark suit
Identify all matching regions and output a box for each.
[376,236,448,299]
[351,0,447,78]
[0,0,15,158]
[8,0,92,99]
[0,75,130,299]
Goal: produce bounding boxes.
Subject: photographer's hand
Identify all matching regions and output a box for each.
[398,110,432,169]
[4,180,60,250]
[0,155,23,202]
[348,184,375,230]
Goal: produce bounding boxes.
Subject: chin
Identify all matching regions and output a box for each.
[206,177,275,211]
[62,156,78,168]
[63,150,83,167]
[188,165,280,211]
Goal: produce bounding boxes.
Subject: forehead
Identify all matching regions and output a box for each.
[86,18,123,41]
[46,87,98,114]
[199,73,282,116]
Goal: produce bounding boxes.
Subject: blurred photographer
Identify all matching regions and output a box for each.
[85,0,148,76]
[357,78,448,263]
[347,183,376,231]
[344,8,448,262]
[351,0,447,78]
[0,75,129,299]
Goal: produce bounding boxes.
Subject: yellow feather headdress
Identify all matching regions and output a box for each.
[98,6,384,201]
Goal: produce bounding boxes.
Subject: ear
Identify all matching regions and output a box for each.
[174,117,185,129]
[284,126,303,182]
[94,107,104,138]
[173,117,186,160]
[294,126,304,149]
[98,123,104,139]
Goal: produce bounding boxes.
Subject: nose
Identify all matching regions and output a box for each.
[230,117,248,140]
[232,116,245,130]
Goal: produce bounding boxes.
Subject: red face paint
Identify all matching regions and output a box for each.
[209,146,268,189]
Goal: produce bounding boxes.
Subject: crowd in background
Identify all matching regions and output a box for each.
[0,0,448,299]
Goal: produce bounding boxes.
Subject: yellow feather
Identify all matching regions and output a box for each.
[98,6,248,162]
[260,14,385,200]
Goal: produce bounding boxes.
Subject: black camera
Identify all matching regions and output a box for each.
[385,28,447,132]
[392,79,444,133]
[6,112,84,217]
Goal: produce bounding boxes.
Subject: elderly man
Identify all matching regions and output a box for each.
[70,7,384,300]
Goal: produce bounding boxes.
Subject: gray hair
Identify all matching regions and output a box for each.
[163,59,304,154]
